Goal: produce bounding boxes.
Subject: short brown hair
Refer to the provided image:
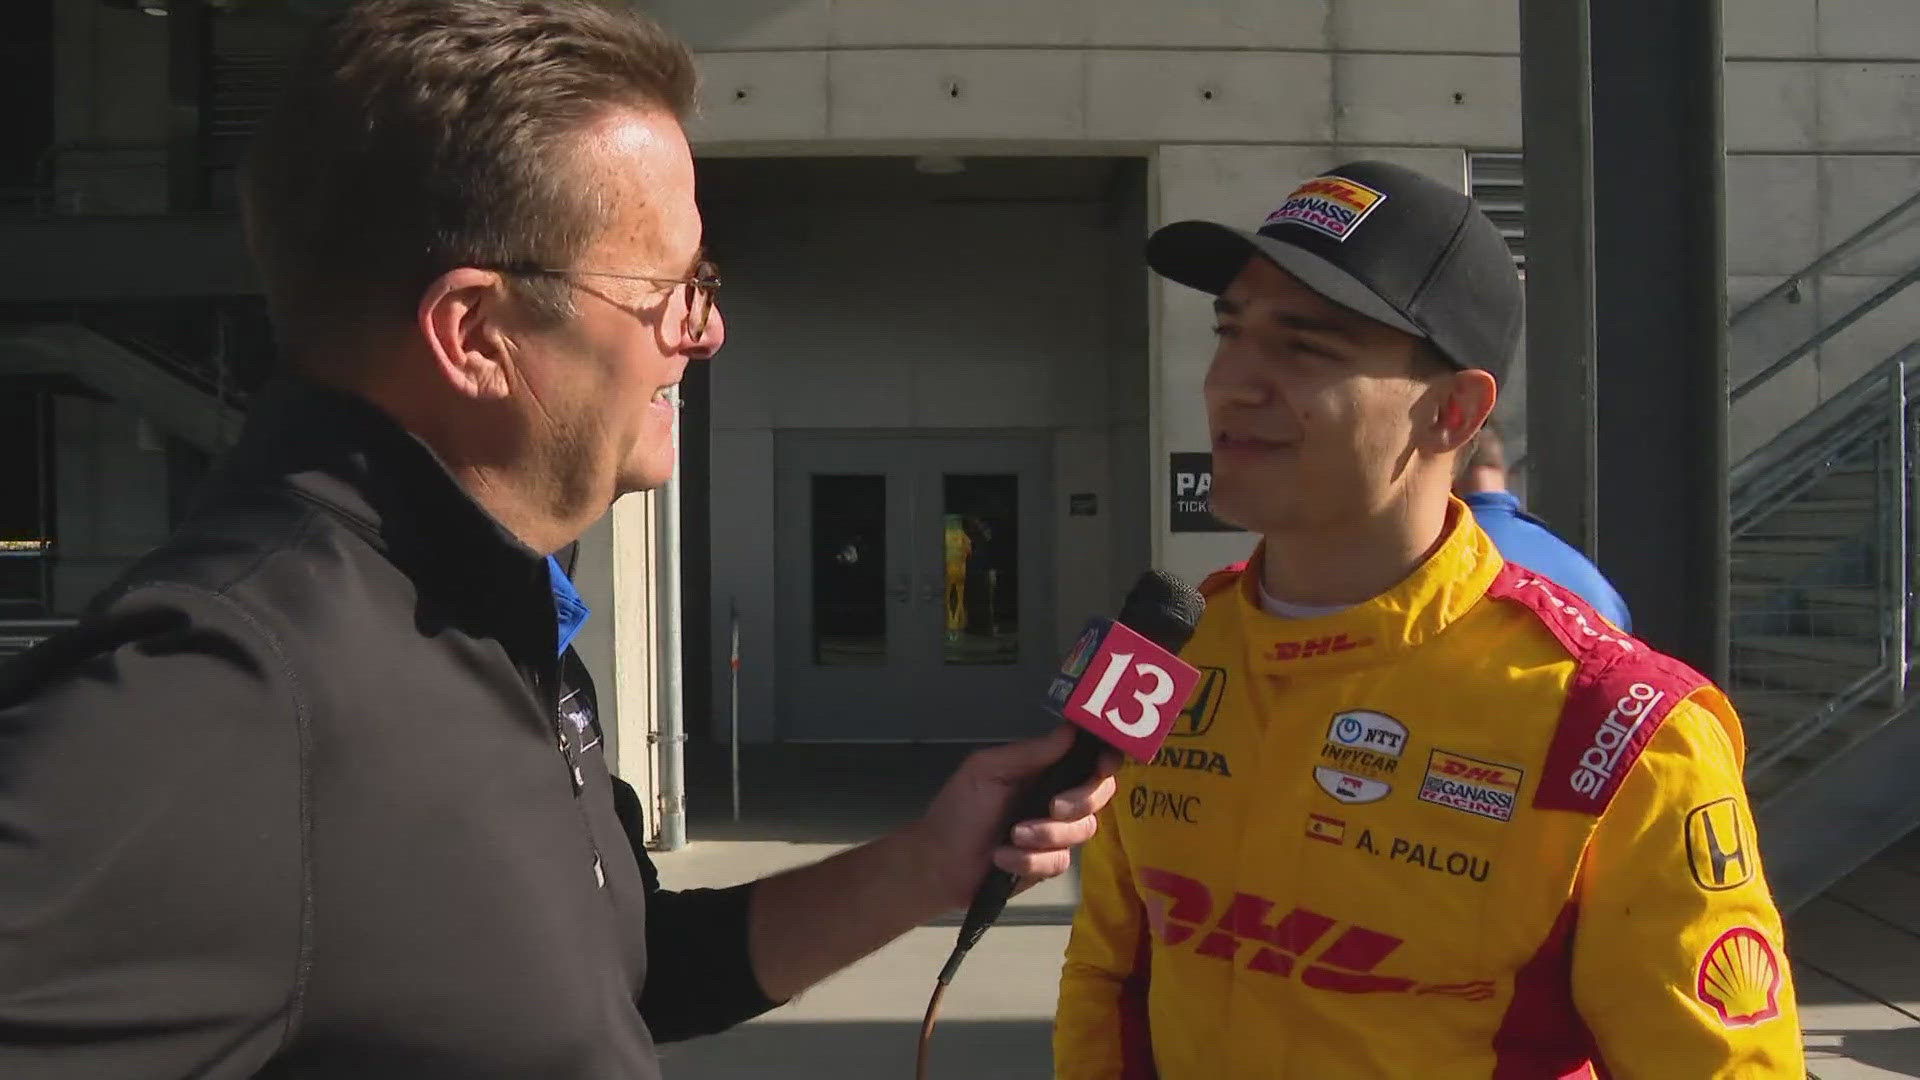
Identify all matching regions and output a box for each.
[243,0,697,359]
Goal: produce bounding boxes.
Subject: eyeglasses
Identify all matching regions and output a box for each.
[493,259,722,341]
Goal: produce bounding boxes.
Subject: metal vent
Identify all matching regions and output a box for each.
[1470,152,1525,269]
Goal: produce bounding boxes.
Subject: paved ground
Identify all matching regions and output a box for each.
[656,743,1920,1078]
[1796,832,1920,1079]
[656,744,1064,1078]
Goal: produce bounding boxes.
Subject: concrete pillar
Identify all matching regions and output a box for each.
[571,493,662,843]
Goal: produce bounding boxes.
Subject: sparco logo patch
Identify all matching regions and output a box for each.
[1263,175,1388,242]
[1571,683,1663,800]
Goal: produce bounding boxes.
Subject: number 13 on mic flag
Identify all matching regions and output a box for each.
[1048,618,1202,764]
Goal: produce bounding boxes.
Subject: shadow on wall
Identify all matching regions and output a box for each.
[658,1019,1053,1080]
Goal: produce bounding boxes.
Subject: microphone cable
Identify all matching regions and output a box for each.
[917,899,998,1080]
[914,973,951,1080]
[914,570,1204,1078]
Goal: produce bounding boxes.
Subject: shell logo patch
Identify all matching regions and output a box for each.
[1263,175,1388,242]
[1695,926,1784,1028]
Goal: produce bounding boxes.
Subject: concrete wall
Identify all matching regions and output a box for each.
[52,395,171,611]
[43,0,1920,458]
[37,0,1920,744]
[51,0,170,213]
[660,0,1501,588]
[1723,4,1920,458]
[700,183,1143,740]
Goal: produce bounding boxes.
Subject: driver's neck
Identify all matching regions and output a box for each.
[1259,493,1454,609]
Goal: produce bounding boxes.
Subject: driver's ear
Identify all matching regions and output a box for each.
[1421,368,1497,456]
[418,267,519,401]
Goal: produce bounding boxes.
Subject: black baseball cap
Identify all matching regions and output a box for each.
[1146,160,1522,383]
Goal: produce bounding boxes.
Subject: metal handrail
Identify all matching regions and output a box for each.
[0,618,78,655]
[1731,341,1920,517]
[1728,179,1920,404]
[1733,358,1916,782]
[85,326,235,404]
[1731,265,1920,403]
[1745,666,1895,777]
[1733,418,1883,539]
[1731,183,1920,326]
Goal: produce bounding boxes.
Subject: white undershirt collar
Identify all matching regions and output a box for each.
[1257,582,1353,620]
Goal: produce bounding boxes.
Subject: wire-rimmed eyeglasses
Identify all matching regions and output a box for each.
[492,259,722,341]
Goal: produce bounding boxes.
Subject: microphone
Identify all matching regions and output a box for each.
[939,569,1207,984]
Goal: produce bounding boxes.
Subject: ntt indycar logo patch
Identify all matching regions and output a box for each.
[1572,682,1664,800]
[1315,710,1407,805]
[1263,176,1387,242]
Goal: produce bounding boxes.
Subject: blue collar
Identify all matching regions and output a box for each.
[1462,490,1522,514]
[547,555,591,656]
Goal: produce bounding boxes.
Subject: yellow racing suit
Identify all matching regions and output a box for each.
[1056,504,1802,1078]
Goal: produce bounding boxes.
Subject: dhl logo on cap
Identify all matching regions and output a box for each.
[1263,175,1387,242]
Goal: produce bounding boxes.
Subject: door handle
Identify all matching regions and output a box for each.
[922,582,940,605]
[889,575,910,604]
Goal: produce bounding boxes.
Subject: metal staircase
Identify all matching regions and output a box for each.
[0,323,245,454]
[0,321,246,652]
[1726,186,1920,911]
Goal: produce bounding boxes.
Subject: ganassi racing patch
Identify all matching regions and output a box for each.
[1417,750,1523,823]
[1263,175,1388,242]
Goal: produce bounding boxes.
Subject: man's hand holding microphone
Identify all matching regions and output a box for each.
[913,570,1206,1075]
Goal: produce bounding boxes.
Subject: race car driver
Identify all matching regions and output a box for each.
[1054,161,1802,1078]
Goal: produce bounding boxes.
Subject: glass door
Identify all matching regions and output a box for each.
[775,433,1053,741]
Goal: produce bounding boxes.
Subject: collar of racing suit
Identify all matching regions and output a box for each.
[1223,497,1504,680]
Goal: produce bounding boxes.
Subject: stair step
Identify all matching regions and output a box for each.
[1732,583,1887,638]
[1737,635,1881,665]
[1730,536,1876,586]
[1730,583,1878,605]
[1804,466,1882,501]
[1732,635,1886,695]
[1745,700,1901,802]
[1729,686,1837,727]
[1738,496,1878,540]
[1731,538,1850,557]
